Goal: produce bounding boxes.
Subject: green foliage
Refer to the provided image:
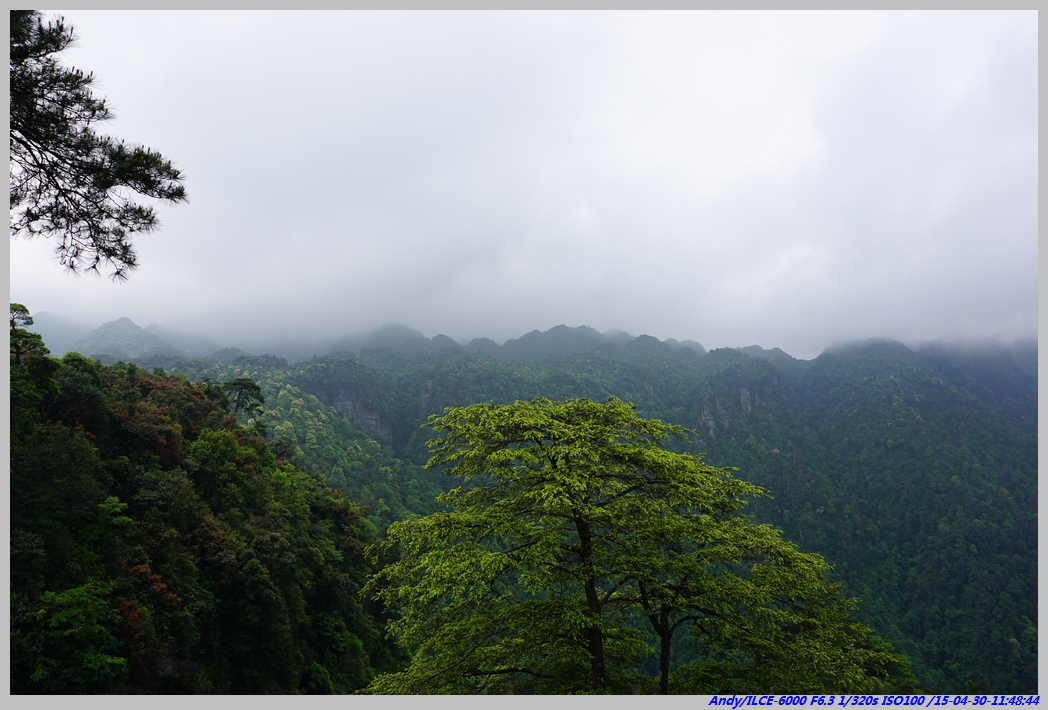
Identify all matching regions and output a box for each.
[723,341,1038,692]
[116,328,1037,692]
[363,397,909,694]
[26,581,128,693]
[9,316,407,693]
[166,353,442,531]
[222,376,264,415]
[9,11,187,280]
[11,302,50,362]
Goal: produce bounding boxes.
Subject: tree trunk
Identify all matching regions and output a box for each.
[575,514,606,691]
[639,582,672,695]
[587,611,606,691]
[659,611,671,695]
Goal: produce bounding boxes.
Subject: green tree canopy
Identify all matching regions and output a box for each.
[10,303,50,363]
[221,376,264,416]
[364,397,911,694]
[9,329,407,693]
[9,10,187,280]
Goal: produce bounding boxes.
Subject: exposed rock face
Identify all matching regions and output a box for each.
[698,383,776,441]
[700,404,716,439]
[419,379,434,419]
[316,386,392,440]
[714,397,732,429]
[155,655,200,678]
[740,386,752,414]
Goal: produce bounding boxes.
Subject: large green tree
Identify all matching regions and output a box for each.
[9,10,187,280]
[364,397,910,694]
[10,302,50,362]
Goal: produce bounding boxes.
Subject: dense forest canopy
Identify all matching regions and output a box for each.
[10,313,406,693]
[8,9,1035,697]
[12,311,1037,693]
[366,397,913,694]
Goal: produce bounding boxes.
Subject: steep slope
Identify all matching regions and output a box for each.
[318,336,1036,692]
[10,346,406,693]
[88,323,1035,693]
[682,340,1036,691]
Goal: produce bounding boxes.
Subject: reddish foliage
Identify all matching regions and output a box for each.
[110,400,183,464]
[125,562,182,604]
[71,423,97,440]
[119,598,148,658]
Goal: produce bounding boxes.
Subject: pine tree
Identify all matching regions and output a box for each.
[9,10,187,280]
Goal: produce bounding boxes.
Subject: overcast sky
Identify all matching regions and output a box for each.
[9,10,1037,359]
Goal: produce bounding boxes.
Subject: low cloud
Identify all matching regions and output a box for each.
[9,11,1036,361]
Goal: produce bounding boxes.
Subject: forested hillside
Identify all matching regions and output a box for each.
[10,331,406,692]
[17,318,1037,693]
[10,5,1036,696]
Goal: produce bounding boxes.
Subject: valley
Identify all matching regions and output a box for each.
[17,316,1039,692]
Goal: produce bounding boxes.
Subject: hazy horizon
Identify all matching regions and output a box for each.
[31,307,1038,365]
[10,11,1037,362]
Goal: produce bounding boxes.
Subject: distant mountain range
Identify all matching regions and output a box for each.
[36,313,1035,377]
[29,311,95,357]
[68,317,186,361]
[18,310,1039,692]
[38,316,713,365]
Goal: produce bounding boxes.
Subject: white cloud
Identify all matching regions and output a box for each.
[10,11,1036,360]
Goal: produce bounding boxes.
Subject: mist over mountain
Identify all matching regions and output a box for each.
[71,317,187,361]
[53,312,1037,371]
[9,8,1036,695]
[14,305,1038,692]
[162,323,1038,691]
[143,323,221,357]
[57,317,719,365]
[28,311,94,357]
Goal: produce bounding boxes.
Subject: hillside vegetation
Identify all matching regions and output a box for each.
[13,318,1037,693]
[10,345,405,693]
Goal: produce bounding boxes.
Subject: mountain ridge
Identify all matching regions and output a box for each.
[60,315,1036,367]
[15,309,1039,692]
